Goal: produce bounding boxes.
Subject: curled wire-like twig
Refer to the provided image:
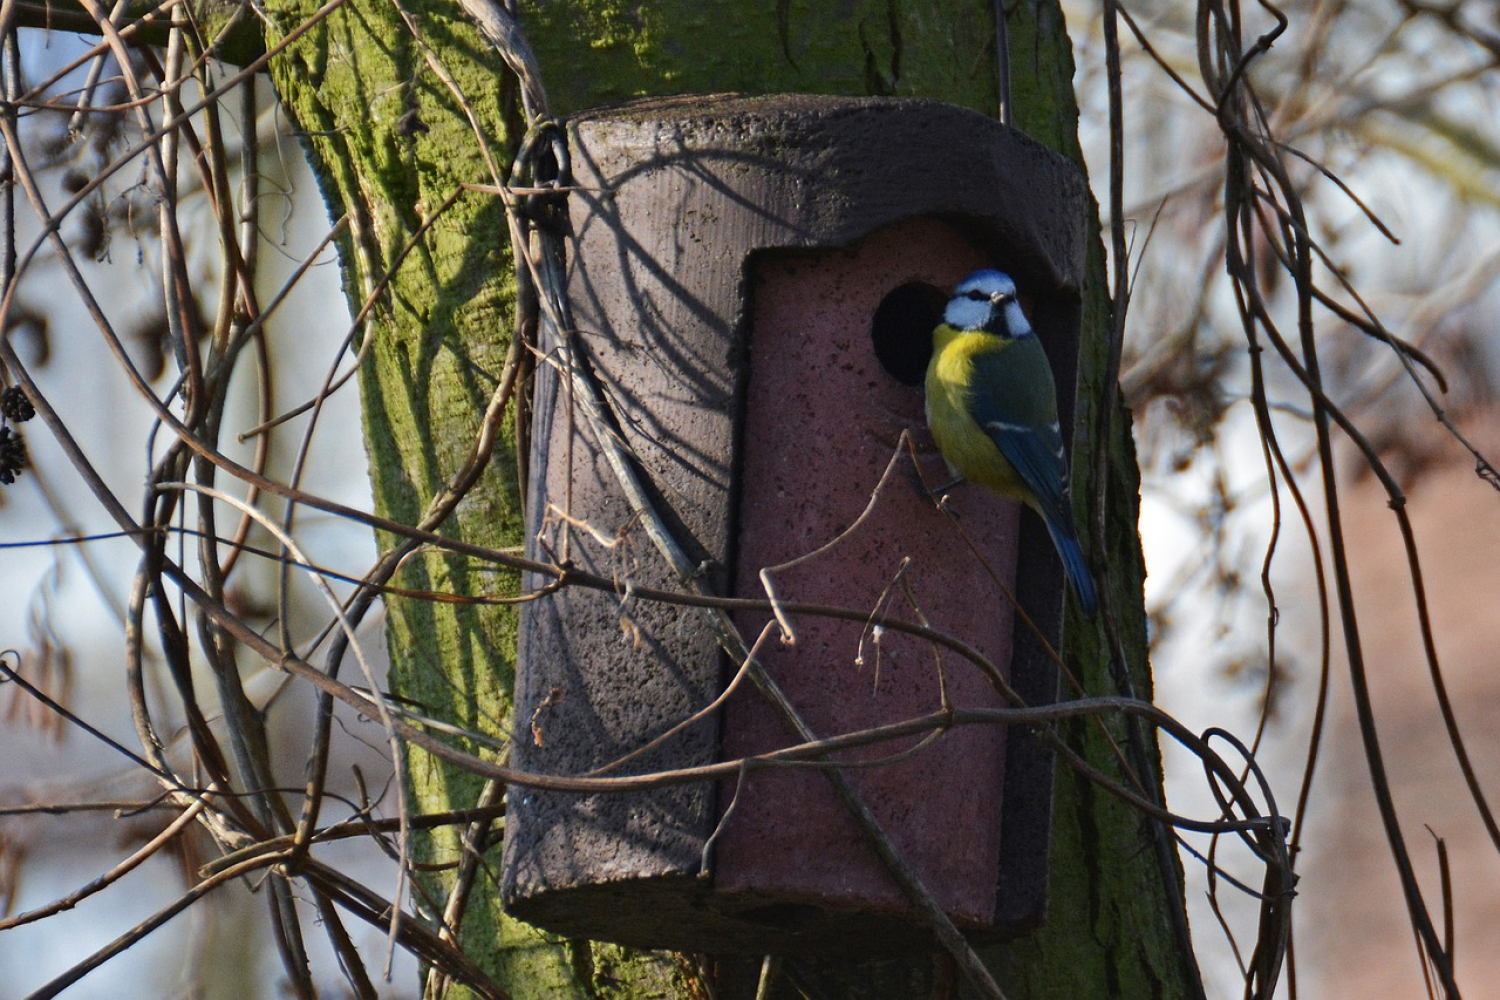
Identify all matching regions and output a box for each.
[1202,1,1470,995]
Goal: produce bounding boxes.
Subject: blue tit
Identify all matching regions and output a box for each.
[925,269,1098,616]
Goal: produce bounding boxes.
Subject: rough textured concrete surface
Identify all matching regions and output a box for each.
[504,93,1089,954]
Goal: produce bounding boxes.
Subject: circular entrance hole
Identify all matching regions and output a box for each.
[870,281,947,386]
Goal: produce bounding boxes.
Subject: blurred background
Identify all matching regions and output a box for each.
[1065,1,1500,995]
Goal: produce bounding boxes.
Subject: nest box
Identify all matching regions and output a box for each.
[502,94,1091,955]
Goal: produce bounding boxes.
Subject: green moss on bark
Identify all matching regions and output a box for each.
[260,0,537,987]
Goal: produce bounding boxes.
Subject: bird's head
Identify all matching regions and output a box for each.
[943,269,1031,338]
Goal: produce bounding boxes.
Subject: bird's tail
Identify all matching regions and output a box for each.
[1045,516,1098,617]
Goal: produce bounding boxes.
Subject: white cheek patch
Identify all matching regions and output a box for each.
[1004,301,1033,335]
[944,297,992,330]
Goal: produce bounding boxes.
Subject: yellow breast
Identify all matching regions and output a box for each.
[924,326,1028,500]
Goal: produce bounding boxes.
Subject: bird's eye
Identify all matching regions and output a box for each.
[964,289,988,301]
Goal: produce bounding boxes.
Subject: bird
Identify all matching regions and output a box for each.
[924,268,1098,616]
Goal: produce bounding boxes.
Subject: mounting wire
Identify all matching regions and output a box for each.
[995,0,1012,125]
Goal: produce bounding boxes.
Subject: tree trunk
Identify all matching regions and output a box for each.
[259,0,1200,995]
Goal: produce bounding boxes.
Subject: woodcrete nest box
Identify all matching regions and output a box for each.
[503,94,1091,955]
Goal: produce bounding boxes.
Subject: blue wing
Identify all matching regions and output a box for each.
[965,347,1073,531]
[986,419,1099,615]
[969,351,1099,615]
[983,418,1071,531]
